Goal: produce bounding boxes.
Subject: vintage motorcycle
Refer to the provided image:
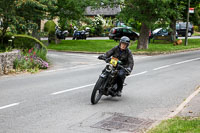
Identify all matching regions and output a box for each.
[72,27,90,40]
[91,56,130,104]
[55,26,69,39]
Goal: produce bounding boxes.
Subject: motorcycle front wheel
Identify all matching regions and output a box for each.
[91,77,105,104]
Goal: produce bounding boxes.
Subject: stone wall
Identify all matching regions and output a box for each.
[0,50,19,75]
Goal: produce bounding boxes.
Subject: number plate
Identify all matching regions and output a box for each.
[110,57,118,67]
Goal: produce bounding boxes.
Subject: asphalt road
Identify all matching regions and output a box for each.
[0,50,200,133]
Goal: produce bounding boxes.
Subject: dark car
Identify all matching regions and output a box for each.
[109,27,139,41]
[176,22,194,37]
[151,28,178,39]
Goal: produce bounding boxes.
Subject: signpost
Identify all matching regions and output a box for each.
[185,0,191,46]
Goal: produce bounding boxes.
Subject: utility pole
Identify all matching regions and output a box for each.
[185,0,190,46]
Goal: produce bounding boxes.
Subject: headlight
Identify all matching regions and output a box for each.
[106,64,112,72]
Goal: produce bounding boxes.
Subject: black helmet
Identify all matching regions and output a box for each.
[120,36,130,46]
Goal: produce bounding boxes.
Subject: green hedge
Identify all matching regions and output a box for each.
[14,34,47,51]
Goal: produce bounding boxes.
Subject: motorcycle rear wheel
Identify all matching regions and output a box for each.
[91,77,104,104]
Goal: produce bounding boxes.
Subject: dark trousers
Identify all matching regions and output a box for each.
[116,69,126,92]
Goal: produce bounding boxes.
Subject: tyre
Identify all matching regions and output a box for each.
[91,77,105,104]
[188,32,192,37]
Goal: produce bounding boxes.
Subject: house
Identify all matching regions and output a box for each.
[85,6,121,18]
[40,6,121,31]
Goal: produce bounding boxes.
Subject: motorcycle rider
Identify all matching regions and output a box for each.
[73,26,78,40]
[98,36,134,96]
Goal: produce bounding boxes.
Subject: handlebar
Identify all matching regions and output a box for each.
[98,57,131,75]
[118,64,131,75]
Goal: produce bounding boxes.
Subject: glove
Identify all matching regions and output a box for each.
[98,55,106,60]
[105,58,111,63]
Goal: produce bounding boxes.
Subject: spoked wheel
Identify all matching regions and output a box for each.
[91,78,105,104]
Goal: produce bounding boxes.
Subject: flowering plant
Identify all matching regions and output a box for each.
[14,48,48,72]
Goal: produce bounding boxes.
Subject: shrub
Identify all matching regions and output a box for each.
[92,15,104,36]
[44,20,56,43]
[193,26,199,32]
[44,20,56,35]
[13,34,47,51]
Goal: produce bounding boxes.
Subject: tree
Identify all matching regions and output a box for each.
[167,0,200,41]
[50,0,91,30]
[0,0,56,44]
[0,0,16,44]
[15,0,56,37]
[92,0,171,49]
[165,0,185,41]
[120,0,171,49]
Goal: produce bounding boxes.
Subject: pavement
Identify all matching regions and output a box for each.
[40,36,200,41]
[177,88,200,118]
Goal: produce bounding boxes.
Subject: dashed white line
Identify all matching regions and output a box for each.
[153,57,200,71]
[175,57,200,65]
[153,65,171,71]
[0,103,20,110]
[128,71,148,78]
[51,83,95,95]
[50,71,148,95]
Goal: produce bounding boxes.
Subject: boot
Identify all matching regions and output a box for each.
[116,91,122,97]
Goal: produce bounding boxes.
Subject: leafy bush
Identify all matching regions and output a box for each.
[44,20,56,43]
[193,26,199,32]
[44,20,56,35]
[14,48,48,73]
[14,34,47,51]
[92,15,103,36]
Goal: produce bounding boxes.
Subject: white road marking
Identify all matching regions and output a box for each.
[51,84,95,95]
[152,57,200,71]
[0,103,20,110]
[175,57,200,65]
[128,71,148,78]
[153,65,171,71]
[50,71,148,95]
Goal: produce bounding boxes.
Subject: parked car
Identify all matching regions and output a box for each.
[176,22,194,37]
[109,27,139,41]
[151,28,178,39]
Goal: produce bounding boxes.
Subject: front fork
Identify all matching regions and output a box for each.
[99,71,111,95]
[100,71,117,95]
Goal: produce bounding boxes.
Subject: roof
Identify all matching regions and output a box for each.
[85,6,121,16]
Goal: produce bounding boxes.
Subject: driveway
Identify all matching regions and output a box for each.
[47,50,150,71]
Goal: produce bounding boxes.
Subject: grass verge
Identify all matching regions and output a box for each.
[148,117,200,133]
[47,39,200,55]
[193,32,200,36]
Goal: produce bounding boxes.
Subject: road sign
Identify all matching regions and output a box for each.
[189,8,194,13]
